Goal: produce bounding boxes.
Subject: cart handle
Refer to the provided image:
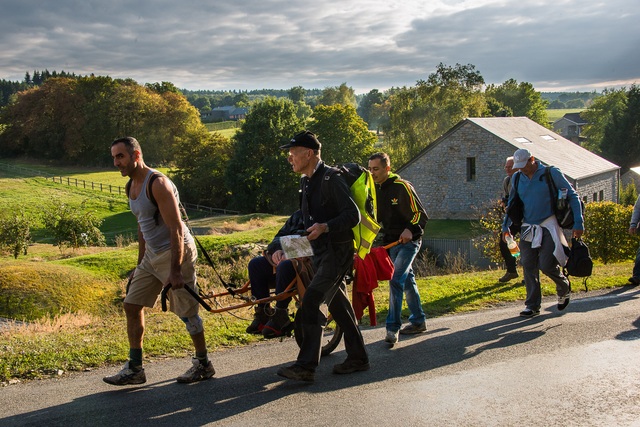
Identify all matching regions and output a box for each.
[383,240,401,250]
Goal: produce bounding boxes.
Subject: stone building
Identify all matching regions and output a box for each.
[552,112,588,144]
[398,117,620,220]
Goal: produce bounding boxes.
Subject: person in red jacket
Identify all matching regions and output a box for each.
[368,152,428,345]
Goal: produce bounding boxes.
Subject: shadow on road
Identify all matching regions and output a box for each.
[3,286,639,426]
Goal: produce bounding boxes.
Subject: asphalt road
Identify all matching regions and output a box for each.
[2,286,640,427]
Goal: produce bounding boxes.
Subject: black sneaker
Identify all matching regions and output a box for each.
[519,308,540,318]
[277,364,315,382]
[629,277,640,286]
[333,359,370,374]
[557,292,571,311]
[499,272,519,283]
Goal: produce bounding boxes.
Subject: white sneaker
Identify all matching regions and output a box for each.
[103,362,146,386]
[176,358,215,383]
[385,330,399,344]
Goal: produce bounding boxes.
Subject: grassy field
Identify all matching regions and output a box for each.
[546,108,585,123]
[2,160,633,384]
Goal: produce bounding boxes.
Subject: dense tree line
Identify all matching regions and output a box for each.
[1,69,82,107]
[182,87,325,114]
[0,76,208,166]
[542,91,601,109]
[4,63,635,213]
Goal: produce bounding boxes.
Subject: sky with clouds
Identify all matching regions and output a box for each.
[1,0,638,94]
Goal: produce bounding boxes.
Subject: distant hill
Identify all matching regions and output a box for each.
[541,91,601,109]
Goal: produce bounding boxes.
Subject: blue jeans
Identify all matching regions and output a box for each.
[386,240,426,332]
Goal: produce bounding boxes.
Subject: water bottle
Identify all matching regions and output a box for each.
[504,233,520,257]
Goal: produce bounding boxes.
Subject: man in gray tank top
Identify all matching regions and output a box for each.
[104,137,215,386]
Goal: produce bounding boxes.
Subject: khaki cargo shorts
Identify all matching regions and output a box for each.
[125,241,200,317]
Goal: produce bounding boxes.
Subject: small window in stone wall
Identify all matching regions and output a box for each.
[466,157,476,181]
[593,192,597,202]
[583,196,588,204]
[599,190,604,201]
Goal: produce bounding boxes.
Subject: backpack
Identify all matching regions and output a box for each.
[543,166,585,229]
[125,171,162,225]
[321,163,381,259]
[564,237,593,291]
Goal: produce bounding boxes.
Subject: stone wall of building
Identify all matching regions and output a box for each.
[401,121,516,219]
[400,121,619,219]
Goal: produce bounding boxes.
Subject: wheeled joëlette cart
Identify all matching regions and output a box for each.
[160,241,398,357]
[161,257,344,357]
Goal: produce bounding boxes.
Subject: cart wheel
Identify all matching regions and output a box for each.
[294,310,343,357]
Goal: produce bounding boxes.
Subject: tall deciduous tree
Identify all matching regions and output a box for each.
[485,79,548,126]
[357,89,385,128]
[307,104,377,166]
[225,97,303,214]
[581,88,628,154]
[317,83,357,108]
[288,86,306,103]
[172,130,232,208]
[0,76,208,166]
[599,85,640,169]
[383,63,487,166]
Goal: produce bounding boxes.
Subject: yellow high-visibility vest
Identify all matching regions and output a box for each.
[350,170,380,259]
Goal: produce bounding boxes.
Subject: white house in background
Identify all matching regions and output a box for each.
[398,117,621,220]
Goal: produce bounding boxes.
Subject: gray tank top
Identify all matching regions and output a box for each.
[129,170,193,253]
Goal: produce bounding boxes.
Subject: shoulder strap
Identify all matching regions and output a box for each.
[543,166,558,213]
[147,172,161,207]
[125,178,132,198]
[124,172,161,205]
[513,171,521,192]
[147,172,162,225]
[320,167,340,206]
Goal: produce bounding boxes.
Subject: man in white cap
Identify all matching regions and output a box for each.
[502,148,584,317]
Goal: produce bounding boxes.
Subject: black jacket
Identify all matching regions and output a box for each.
[300,161,359,250]
[375,173,428,244]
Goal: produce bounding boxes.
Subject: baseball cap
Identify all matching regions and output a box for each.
[512,148,532,169]
[279,131,321,150]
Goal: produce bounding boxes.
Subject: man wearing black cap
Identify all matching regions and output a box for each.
[276,130,369,382]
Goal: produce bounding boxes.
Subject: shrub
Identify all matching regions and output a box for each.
[41,199,106,251]
[584,201,638,264]
[0,209,31,259]
[620,182,638,206]
[472,199,504,263]
[474,199,640,265]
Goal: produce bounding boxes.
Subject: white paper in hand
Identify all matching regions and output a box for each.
[280,235,314,259]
